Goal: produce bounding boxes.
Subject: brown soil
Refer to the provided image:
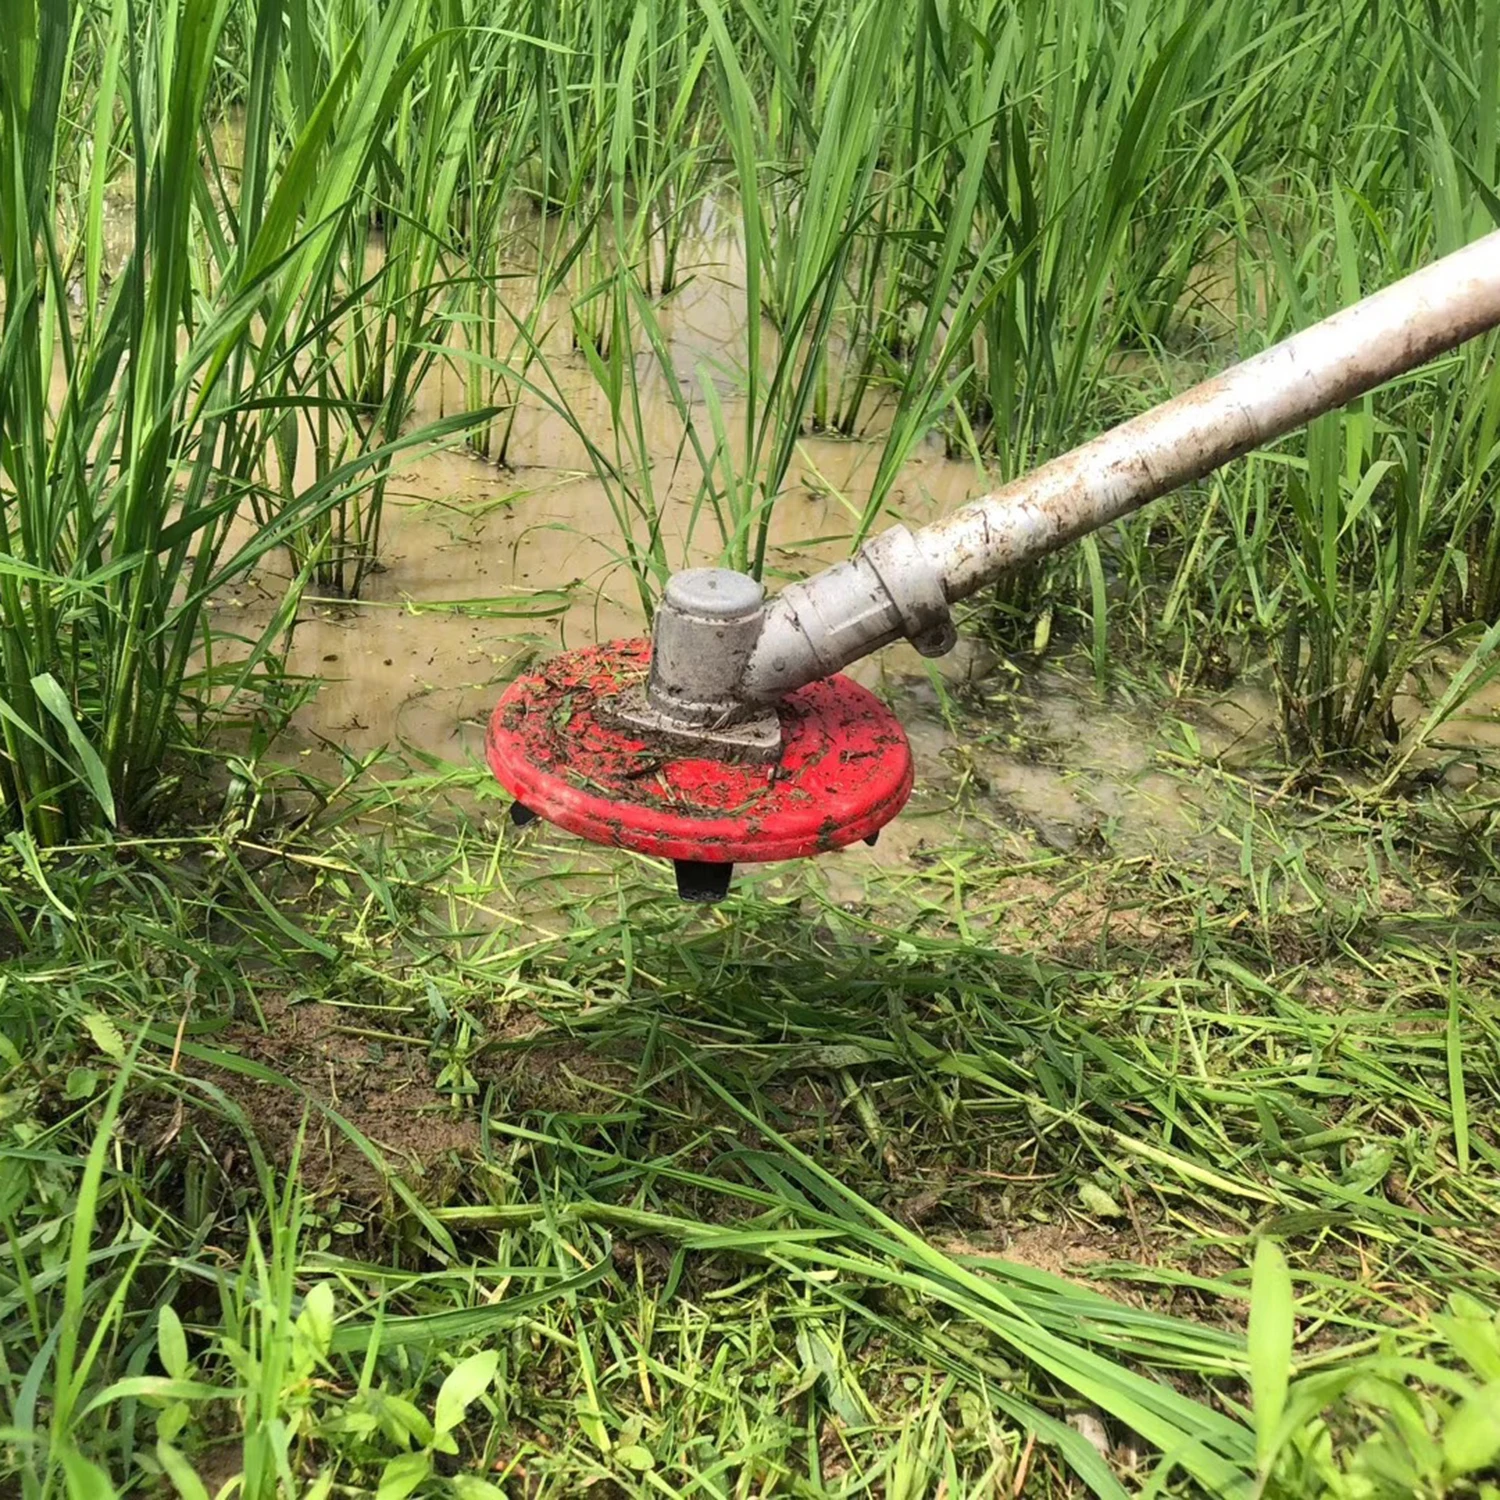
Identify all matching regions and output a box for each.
[934,1221,1134,1290]
[154,994,478,1199]
[475,1036,642,1115]
[990,1220,1129,1277]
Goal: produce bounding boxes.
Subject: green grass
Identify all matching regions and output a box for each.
[4,665,1500,1497]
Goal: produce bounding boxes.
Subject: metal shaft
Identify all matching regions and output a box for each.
[740,227,1500,704]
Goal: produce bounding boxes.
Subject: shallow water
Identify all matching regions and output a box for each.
[61,187,1497,900]
[203,221,1246,901]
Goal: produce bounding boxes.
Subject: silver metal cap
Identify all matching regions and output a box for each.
[664,568,764,619]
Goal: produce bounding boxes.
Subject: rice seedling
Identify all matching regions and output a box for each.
[0,0,507,841]
[209,0,501,602]
[1109,0,1500,750]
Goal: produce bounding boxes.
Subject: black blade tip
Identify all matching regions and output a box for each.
[674,860,734,903]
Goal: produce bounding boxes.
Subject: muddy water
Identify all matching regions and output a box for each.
[228,231,1233,902]
[48,176,1218,886]
[270,434,978,754]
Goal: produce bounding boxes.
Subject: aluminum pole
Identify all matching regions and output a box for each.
[740,228,1500,704]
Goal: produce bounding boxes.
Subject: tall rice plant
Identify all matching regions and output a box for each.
[527,0,1006,612]
[1147,4,1500,755]
[453,16,596,469]
[0,0,456,840]
[1242,204,1500,759]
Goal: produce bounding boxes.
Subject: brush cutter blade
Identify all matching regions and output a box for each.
[487,640,912,901]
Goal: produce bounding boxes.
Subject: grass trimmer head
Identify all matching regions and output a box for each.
[487,637,912,902]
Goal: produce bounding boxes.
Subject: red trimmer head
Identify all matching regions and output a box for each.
[487,639,911,901]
